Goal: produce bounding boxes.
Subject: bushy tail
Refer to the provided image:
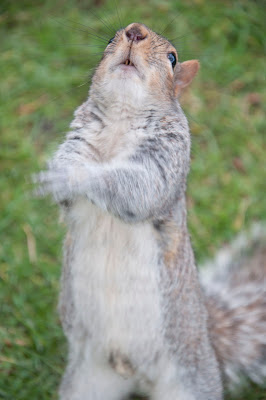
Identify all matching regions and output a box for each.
[200,224,266,388]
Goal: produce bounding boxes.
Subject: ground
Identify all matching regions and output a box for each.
[0,0,265,399]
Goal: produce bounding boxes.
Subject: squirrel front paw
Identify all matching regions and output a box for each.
[33,166,90,202]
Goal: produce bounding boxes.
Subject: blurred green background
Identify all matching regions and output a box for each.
[0,0,265,398]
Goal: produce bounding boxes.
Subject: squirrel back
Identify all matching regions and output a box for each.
[201,224,266,388]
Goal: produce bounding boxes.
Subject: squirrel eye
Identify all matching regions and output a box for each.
[168,52,176,69]
[108,37,115,44]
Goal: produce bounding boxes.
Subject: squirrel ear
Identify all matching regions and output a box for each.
[174,60,200,97]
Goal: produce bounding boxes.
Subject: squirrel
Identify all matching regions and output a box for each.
[36,23,266,400]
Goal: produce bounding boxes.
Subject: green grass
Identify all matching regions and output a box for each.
[0,0,265,398]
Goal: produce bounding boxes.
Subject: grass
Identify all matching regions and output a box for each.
[0,0,265,398]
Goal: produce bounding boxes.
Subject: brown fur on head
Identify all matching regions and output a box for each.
[91,23,199,106]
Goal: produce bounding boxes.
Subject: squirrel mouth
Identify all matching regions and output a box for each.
[123,59,135,67]
[117,57,139,75]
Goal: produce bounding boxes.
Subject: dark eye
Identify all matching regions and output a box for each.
[108,37,115,44]
[168,52,176,69]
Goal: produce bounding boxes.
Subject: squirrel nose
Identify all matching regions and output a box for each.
[125,23,148,42]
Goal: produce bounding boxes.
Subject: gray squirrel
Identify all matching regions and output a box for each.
[36,23,266,400]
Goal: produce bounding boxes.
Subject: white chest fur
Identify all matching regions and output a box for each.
[72,100,149,163]
[65,198,163,365]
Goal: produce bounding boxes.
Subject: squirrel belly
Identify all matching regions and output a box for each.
[60,197,163,368]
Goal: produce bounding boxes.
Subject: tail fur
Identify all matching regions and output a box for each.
[200,224,266,388]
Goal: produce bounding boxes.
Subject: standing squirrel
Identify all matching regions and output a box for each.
[36,23,266,400]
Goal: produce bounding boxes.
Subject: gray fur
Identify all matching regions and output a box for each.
[201,224,266,388]
[36,23,265,400]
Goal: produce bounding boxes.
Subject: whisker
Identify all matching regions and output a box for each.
[159,13,181,36]
[41,79,92,109]
[99,5,120,34]
[56,43,105,48]
[169,34,193,45]
[63,17,111,41]
[152,42,168,50]
[88,9,116,36]
[48,15,109,44]
[87,53,105,57]
[114,0,122,30]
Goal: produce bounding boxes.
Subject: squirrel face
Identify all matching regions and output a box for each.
[91,23,200,108]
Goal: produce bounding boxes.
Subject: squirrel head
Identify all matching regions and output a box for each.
[91,23,199,107]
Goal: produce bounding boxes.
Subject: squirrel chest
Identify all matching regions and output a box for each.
[73,104,149,162]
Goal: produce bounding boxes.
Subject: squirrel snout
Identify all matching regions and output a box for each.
[125,23,148,42]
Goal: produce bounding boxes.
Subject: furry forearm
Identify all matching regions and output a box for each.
[83,161,168,222]
[38,131,190,222]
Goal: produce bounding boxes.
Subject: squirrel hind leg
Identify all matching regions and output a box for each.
[59,354,133,400]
